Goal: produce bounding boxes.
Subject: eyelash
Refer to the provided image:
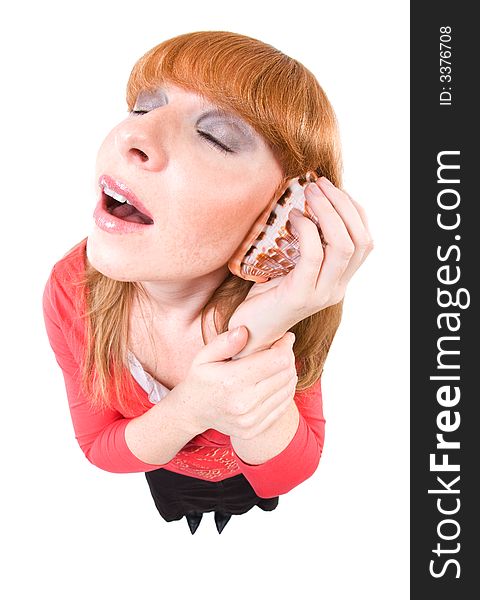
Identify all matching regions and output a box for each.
[130,110,233,155]
[197,131,232,155]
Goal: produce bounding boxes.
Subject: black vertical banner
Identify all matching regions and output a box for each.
[411,2,478,598]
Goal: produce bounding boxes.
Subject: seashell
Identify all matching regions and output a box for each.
[228,171,327,283]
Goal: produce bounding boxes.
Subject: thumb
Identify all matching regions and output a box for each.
[270,331,296,348]
[194,326,249,365]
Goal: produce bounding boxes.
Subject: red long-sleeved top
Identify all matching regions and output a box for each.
[42,239,326,498]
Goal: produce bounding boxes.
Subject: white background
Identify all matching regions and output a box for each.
[1,1,409,598]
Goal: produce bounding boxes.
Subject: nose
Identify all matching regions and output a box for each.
[115,115,168,171]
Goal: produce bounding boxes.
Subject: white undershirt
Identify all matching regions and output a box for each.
[127,350,171,405]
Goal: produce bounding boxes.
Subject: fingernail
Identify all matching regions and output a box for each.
[289,332,296,344]
[319,176,333,186]
[289,208,303,219]
[228,327,241,341]
[305,183,323,197]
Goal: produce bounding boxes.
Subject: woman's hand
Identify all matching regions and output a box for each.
[176,327,298,440]
[227,176,374,358]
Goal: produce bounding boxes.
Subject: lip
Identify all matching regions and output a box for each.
[93,174,155,235]
[98,174,154,221]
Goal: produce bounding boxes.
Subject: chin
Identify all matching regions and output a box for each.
[86,237,184,282]
[86,255,128,282]
[86,232,232,283]
[85,235,132,281]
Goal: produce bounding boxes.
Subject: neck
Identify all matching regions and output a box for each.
[135,264,231,330]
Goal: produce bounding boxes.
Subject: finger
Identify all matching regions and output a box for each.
[299,183,354,292]
[249,376,298,435]
[323,186,375,284]
[252,362,297,404]
[345,192,373,241]
[310,178,374,288]
[338,212,375,284]
[236,372,297,436]
[288,207,325,292]
[316,178,371,251]
[226,332,295,383]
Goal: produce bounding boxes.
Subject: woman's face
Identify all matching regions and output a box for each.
[87,82,285,282]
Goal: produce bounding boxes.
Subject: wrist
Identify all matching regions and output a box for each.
[168,382,206,437]
[230,325,296,360]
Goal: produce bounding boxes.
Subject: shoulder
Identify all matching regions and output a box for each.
[43,237,88,322]
[49,237,88,285]
[295,376,322,399]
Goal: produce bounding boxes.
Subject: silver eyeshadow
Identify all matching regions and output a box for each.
[133,88,258,150]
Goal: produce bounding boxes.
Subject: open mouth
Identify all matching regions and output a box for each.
[103,190,154,225]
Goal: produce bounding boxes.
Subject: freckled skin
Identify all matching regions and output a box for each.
[87,83,284,286]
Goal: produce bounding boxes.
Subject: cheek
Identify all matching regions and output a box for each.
[174,184,269,251]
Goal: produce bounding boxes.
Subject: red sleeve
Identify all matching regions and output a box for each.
[42,267,165,474]
[231,377,325,498]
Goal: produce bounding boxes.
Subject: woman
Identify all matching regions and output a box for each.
[42,30,373,535]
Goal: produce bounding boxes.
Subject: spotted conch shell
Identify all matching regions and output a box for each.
[228,171,327,283]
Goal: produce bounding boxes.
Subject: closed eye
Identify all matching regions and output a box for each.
[197,131,233,155]
[129,110,233,155]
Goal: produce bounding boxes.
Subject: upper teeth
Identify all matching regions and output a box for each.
[104,185,132,205]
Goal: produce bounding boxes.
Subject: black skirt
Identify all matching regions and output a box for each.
[145,467,279,522]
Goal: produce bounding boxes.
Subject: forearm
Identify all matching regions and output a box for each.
[230,400,300,465]
[124,383,203,466]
